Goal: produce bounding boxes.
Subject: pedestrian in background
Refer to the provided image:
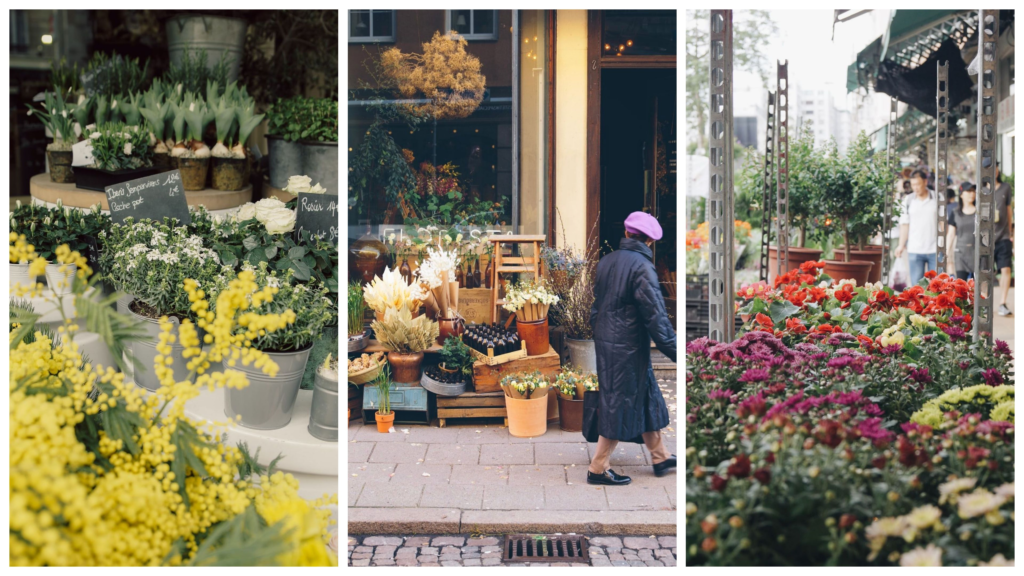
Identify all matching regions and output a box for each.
[895,169,938,285]
[994,163,1013,316]
[946,182,976,281]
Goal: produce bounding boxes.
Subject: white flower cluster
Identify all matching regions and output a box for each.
[502,281,560,313]
[283,174,327,194]
[232,198,296,234]
[416,247,461,289]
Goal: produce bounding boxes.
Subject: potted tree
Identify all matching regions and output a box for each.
[561,243,598,373]
[500,371,550,438]
[838,132,897,284]
[371,364,395,432]
[222,264,334,430]
[371,306,439,384]
[819,139,875,285]
[554,369,598,432]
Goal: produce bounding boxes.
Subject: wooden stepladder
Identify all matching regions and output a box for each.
[487,234,546,324]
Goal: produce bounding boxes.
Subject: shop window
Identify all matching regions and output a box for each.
[601,10,676,57]
[447,10,498,41]
[348,10,395,43]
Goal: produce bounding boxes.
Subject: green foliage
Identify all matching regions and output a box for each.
[163,50,231,98]
[847,131,898,247]
[240,10,339,104]
[10,202,92,261]
[348,281,366,336]
[184,506,292,567]
[372,363,393,415]
[301,325,338,391]
[88,122,154,171]
[26,86,79,149]
[439,336,474,379]
[265,96,338,142]
[243,263,334,352]
[51,58,83,96]
[82,52,150,100]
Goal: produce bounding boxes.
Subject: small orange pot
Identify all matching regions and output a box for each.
[516,317,550,356]
[505,395,548,438]
[436,316,465,345]
[375,411,395,433]
[388,351,424,384]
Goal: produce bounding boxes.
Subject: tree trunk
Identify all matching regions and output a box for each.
[843,218,852,262]
[799,224,807,248]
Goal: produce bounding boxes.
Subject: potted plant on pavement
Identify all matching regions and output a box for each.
[554,369,598,432]
[819,139,875,285]
[370,363,395,432]
[102,217,232,390]
[371,306,439,384]
[503,279,560,356]
[27,86,79,183]
[499,371,550,438]
[559,230,599,373]
[223,263,334,430]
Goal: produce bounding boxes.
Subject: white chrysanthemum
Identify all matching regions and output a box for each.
[899,544,943,567]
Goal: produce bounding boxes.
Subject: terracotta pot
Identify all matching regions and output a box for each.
[47,149,75,183]
[834,248,883,284]
[516,317,550,356]
[505,395,548,438]
[375,411,395,433]
[822,259,874,286]
[436,316,465,345]
[556,394,584,432]
[176,157,210,190]
[766,246,824,284]
[388,351,424,384]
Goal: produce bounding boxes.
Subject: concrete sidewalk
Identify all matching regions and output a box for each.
[348,379,678,536]
[993,287,1015,359]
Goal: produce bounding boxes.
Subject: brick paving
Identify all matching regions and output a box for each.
[347,535,678,567]
[348,379,677,535]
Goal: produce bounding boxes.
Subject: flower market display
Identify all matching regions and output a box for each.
[685,263,1015,566]
[10,186,339,565]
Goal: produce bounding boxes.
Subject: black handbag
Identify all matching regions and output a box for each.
[581,391,644,444]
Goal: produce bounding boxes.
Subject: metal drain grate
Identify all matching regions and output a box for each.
[503,534,589,563]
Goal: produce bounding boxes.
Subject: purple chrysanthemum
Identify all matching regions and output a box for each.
[981,368,1004,386]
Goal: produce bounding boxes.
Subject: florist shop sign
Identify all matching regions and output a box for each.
[104,170,191,225]
[296,192,340,246]
[367,225,516,245]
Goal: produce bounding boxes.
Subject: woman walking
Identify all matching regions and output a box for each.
[587,212,677,486]
[946,182,977,281]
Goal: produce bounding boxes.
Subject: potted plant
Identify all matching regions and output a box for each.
[75,122,158,191]
[265,96,339,195]
[222,263,334,430]
[169,95,212,190]
[371,306,439,384]
[307,354,339,442]
[421,336,473,396]
[371,363,395,432]
[348,281,368,352]
[554,369,598,432]
[210,84,265,191]
[818,139,875,285]
[12,201,92,296]
[101,217,231,390]
[837,132,898,283]
[139,85,174,171]
[499,371,550,438]
[165,16,248,82]
[27,86,79,183]
[503,279,560,356]
[362,266,427,321]
[415,247,463,344]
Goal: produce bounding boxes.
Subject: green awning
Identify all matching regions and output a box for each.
[881,10,954,58]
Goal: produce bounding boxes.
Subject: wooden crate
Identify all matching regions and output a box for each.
[468,340,528,366]
[471,345,561,394]
[436,391,507,427]
[348,384,363,421]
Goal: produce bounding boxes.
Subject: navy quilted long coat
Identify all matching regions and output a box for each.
[590,237,676,441]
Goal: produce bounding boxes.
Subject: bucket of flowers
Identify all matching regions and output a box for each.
[503,279,560,356]
[553,368,598,432]
[499,371,550,438]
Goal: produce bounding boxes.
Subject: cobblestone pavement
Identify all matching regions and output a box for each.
[349,379,677,533]
[347,535,678,567]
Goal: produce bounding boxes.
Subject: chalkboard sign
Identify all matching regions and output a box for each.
[295,193,339,246]
[105,169,191,225]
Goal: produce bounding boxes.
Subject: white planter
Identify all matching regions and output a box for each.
[44,263,77,296]
[10,263,33,290]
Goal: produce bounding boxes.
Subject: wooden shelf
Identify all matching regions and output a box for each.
[360,339,443,354]
[30,173,252,212]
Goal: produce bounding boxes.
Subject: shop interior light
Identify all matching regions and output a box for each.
[41,34,53,45]
[627,39,633,46]
[619,44,625,51]
[604,44,611,50]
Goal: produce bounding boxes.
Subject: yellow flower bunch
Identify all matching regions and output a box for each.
[10,259,335,566]
[9,232,47,297]
[910,385,1015,427]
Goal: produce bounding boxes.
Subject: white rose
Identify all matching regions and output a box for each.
[235,202,257,221]
[254,198,286,223]
[283,175,313,193]
[263,207,296,235]
[124,142,132,156]
[308,182,327,194]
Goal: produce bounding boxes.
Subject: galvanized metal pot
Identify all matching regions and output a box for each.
[307,368,339,441]
[564,337,597,374]
[224,346,312,430]
[127,303,200,392]
[267,136,338,193]
[166,15,247,82]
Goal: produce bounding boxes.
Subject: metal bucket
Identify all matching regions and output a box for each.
[126,303,200,392]
[44,263,77,296]
[267,137,338,193]
[564,338,598,375]
[166,15,247,82]
[10,263,32,290]
[116,293,136,316]
[224,346,312,430]
[308,369,339,442]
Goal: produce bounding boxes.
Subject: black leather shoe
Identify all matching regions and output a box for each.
[587,469,632,486]
[653,455,677,477]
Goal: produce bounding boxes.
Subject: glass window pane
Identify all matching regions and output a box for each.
[601,10,676,56]
[452,10,472,34]
[371,11,392,38]
[474,10,495,36]
[350,10,370,37]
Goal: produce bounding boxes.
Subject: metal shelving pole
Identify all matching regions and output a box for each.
[775,62,790,279]
[759,91,776,284]
[708,10,736,342]
[935,61,950,275]
[882,97,899,286]
[973,9,999,343]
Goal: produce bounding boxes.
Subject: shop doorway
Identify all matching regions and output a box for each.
[598,68,677,288]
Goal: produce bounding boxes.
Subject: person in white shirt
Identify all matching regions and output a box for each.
[894,170,938,285]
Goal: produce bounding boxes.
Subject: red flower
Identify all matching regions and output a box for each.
[856,335,874,348]
[753,467,772,485]
[710,474,729,492]
[727,454,752,479]
[786,317,807,334]
[799,260,825,274]
[839,514,857,529]
[924,270,937,279]
[755,313,774,331]
[834,284,855,303]
[871,455,887,470]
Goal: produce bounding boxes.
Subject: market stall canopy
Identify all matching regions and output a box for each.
[875,38,973,118]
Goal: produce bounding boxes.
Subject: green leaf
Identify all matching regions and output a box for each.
[264,245,278,260]
[769,300,802,324]
[242,236,259,251]
[246,247,267,266]
[287,246,307,260]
